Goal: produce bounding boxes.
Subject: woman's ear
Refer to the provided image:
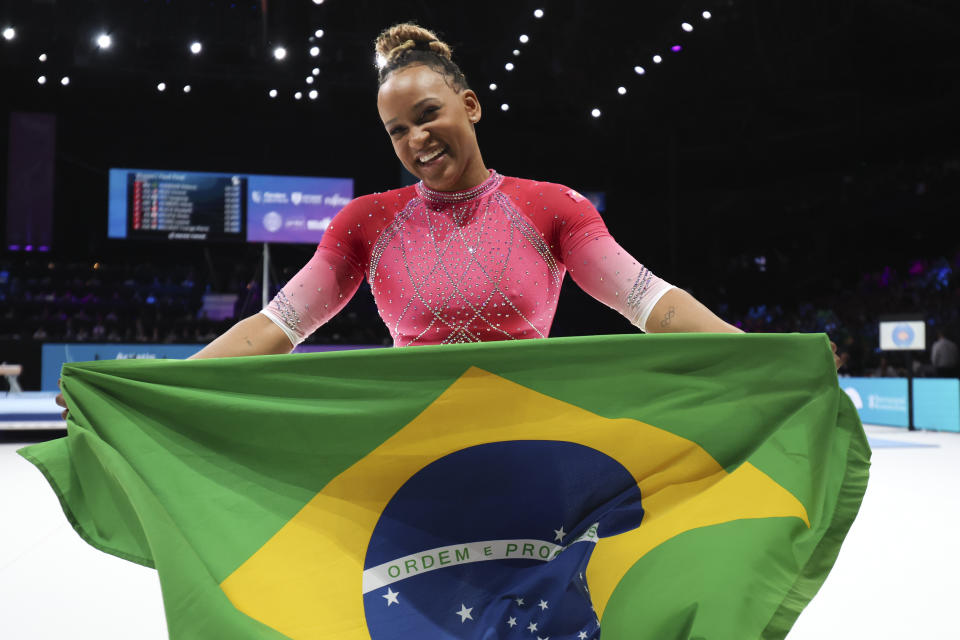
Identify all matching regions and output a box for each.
[463,90,482,124]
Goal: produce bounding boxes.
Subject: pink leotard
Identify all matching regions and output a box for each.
[261,170,673,347]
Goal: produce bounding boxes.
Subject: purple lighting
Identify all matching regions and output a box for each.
[671,45,683,52]
[24,245,34,251]
[8,245,20,251]
[39,245,50,252]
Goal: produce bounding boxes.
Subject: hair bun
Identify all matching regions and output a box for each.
[375,23,453,65]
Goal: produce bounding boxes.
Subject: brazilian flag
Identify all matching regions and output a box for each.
[19,334,869,639]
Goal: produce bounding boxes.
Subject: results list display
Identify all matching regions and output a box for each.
[126,172,246,242]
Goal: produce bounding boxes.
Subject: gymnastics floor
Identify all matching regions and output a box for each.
[1,421,957,638]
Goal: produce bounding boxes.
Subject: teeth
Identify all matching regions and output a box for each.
[419,147,445,163]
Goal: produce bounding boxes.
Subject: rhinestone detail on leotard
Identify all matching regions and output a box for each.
[368,172,560,346]
[269,290,302,334]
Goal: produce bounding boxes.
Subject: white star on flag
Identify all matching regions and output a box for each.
[382,588,399,606]
[554,526,566,542]
[538,599,549,610]
[527,622,538,632]
[507,617,517,628]
[516,597,525,606]
[578,632,588,639]
[456,604,473,623]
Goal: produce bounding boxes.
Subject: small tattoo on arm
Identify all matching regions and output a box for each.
[660,306,676,328]
[243,336,254,347]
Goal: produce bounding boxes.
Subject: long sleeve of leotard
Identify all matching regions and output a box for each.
[260,246,364,345]
[258,195,381,345]
[533,183,674,332]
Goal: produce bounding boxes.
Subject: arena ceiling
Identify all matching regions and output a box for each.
[1,0,957,274]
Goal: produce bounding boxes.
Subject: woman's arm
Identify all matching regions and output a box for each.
[189,313,294,359]
[644,288,742,334]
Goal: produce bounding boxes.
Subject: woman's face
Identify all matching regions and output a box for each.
[377,64,485,191]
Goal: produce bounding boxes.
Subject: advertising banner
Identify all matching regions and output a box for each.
[41,343,203,391]
[246,175,354,244]
[840,377,909,427]
[913,378,960,432]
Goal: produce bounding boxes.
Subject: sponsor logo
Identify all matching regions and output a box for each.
[843,387,863,410]
[262,192,290,204]
[307,217,332,231]
[324,193,351,207]
[892,324,915,347]
[251,191,262,203]
[867,394,907,412]
[291,191,303,205]
[263,211,282,232]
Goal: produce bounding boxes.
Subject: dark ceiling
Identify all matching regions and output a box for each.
[1,0,958,294]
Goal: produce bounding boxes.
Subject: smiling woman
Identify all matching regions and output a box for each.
[375,24,487,193]
[182,22,743,359]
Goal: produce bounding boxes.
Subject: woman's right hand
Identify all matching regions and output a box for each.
[55,378,69,420]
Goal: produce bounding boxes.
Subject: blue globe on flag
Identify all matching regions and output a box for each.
[362,441,646,640]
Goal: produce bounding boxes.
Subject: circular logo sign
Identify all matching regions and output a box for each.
[262,211,282,232]
[892,324,915,347]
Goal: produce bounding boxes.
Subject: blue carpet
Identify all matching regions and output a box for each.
[868,438,939,449]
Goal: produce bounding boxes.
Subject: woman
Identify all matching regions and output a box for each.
[194,23,739,360]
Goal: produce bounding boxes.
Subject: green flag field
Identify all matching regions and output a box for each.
[19,333,869,639]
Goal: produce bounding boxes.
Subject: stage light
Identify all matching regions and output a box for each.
[519,34,529,44]
[682,22,694,32]
[306,76,314,84]
[294,91,302,100]
[38,53,47,62]
[269,89,277,98]
[375,52,387,69]
[702,10,712,19]
[312,67,319,75]
[96,34,112,49]
[190,41,202,55]
[617,86,627,95]
[314,29,324,38]
[37,75,46,85]
[500,103,509,111]
[534,9,544,18]
[489,83,497,91]
[273,46,287,60]
[653,54,662,63]
[2,27,14,41]
[312,0,324,4]
[157,82,166,91]
[60,76,70,86]
[309,89,318,100]
[505,62,514,71]
[671,45,682,52]
[310,46,320,57]
[513,49,520,56]
[183,84,191,93]
[634,65,646,74]
[591,108,601,118]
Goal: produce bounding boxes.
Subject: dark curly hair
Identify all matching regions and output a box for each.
[375,23,470,93]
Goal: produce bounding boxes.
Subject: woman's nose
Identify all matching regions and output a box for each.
[410,126,430,148]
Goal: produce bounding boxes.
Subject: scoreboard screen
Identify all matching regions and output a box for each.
[108,168,354,244]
